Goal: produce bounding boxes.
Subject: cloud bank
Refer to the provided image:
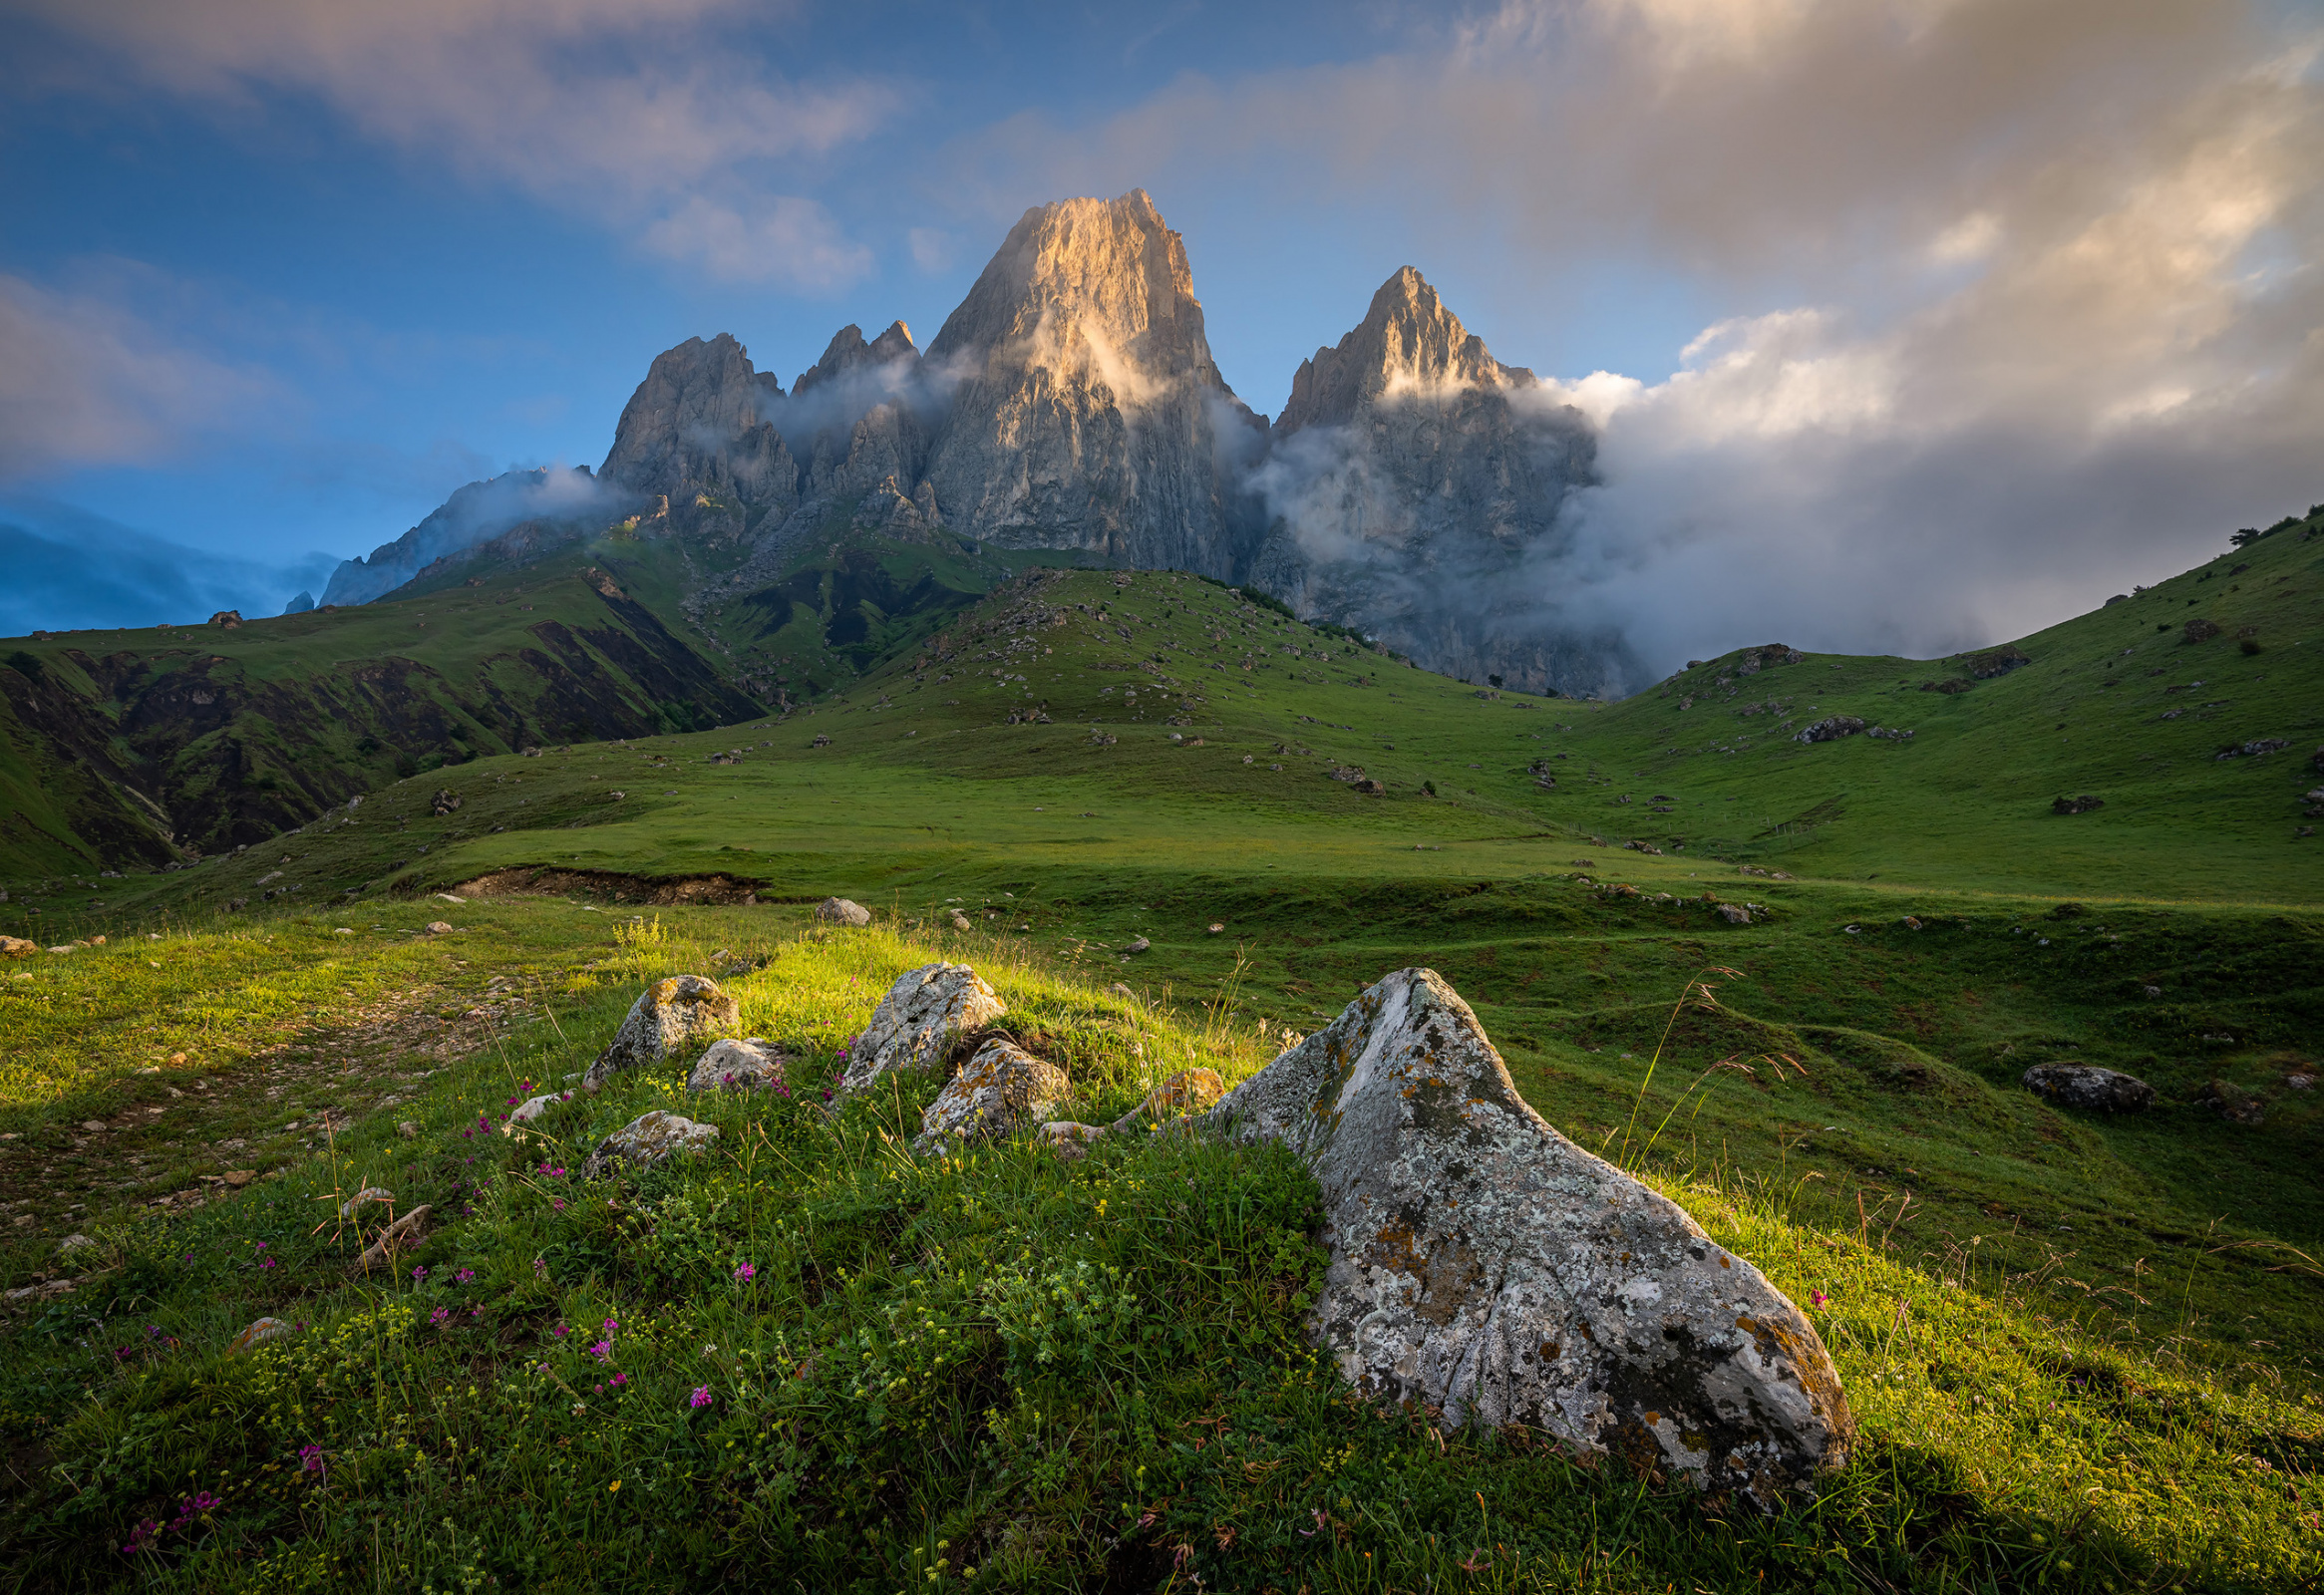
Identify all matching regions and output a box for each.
[0,496,335,634]
[956,0,2324,680]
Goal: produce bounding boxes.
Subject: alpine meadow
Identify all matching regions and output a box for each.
[0,118,2320,1595]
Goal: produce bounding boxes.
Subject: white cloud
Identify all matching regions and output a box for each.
[10,0,890,289]
[0,271,284,480]
[642,195,872,290]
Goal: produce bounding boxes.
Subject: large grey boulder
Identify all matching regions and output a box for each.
[581,976,740,1092]
[840,963,1005,1095]
[914,1040,1070,1158]
[581,1111,720,1178]
[2022,1063,2154,1113]
[1203,967,1852,1507]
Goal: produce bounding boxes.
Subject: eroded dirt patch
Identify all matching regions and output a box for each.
[454,867,767,905]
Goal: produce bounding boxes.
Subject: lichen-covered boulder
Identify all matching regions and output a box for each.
[1202,967,1851,1508]
[840,963,1005,1095]
[913,1041,1070,1158]
[580,976,740,1092]
[2022,1064,2154,1113]
[580,1111,720,1178]
[687,1038,789,1095]
[817,897,871,926]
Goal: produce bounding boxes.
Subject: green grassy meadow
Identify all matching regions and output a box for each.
[2,516,2320,1589]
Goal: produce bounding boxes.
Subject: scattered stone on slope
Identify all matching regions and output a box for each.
[1040,1067,1228,1161]
[913,1040,1071,1158]
[1124,936,1152,955]
[2198,1081,2267,1125]
[1200,967,1852,1507]
[1716,903,1753,924]
[581,1111,720,1177]
[2021,1064,2154,1113]
[817,897,872,927]
[502,1092,573,1138]
[687,1038,789,1095]
[430,789,462,815]
[841,963,1006,1095]
[1793,716,1866,744]
[2052,795,2106,814]
[0,936,34,958]
[354,1205,430,1272]
[339,1186,394,1218]
[224,1317,290,1356]
[580,975,741,1093]
[2183,616,2220,644]
[1966,645,2031,678]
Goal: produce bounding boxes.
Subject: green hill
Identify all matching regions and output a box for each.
[3,513,2321,1591]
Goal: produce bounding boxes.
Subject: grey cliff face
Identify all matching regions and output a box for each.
[599,333,799,541]
[1250,267,1628,698]
[922,189,1266,573]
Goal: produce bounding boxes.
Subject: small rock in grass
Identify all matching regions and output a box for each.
[56,1233,96,1255]
[339,1186,394,1217]
[501,1093,572,1138]
[1111,1068,1225,1134]
[815,897,871,927]
[687,1038,788,1095]
[0,935,34,958]
[914,1040,1070,1158]
[1203,967,1852,1509]
[426,921,455,935]
[841,964,1006,1096]
[581,975,740,1093]
[1716,903,1753,924]
[948,910,972,931]
[397,1120,420,1138]
[1037,1120,1107,1162]
[580,1111,719,1177]
[2020,1064,2155,1113]
[222,1169,256,1187]
[224,1317,289,1356]
[1124,936,1151,955]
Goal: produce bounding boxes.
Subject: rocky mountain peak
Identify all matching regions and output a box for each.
[926,189,1228,398]
[1276,266,1534,435]
[600,333,783,491]
[795,320,918,396]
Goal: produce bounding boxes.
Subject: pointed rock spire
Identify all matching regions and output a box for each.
[922,190,1262,571]
[1277,266,1534,436]
[795,320,919,396]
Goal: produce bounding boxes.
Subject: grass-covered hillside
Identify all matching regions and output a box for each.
[2,511,2319,1589]
[0,904,2316,1592]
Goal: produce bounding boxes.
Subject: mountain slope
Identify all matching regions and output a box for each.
[0,548,763,873]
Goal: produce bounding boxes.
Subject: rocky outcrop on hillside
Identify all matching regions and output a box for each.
[599,334,799,542]
[1246,267,1622,697]
[1205,967,1852,1505]
[920,190,1266,573]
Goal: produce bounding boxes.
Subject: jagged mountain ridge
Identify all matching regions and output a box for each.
[338,191,1620,695]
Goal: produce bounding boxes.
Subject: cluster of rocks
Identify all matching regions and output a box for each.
[368,951,1853,1505]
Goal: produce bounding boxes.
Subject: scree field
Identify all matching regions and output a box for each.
[0,518,2319,1592]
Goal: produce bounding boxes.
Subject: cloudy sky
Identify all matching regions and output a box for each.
[2,0,2318,666]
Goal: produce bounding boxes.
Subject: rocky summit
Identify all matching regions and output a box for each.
[329,190,1636,697]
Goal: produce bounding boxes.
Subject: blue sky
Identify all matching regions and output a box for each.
[3,1,2318,662]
